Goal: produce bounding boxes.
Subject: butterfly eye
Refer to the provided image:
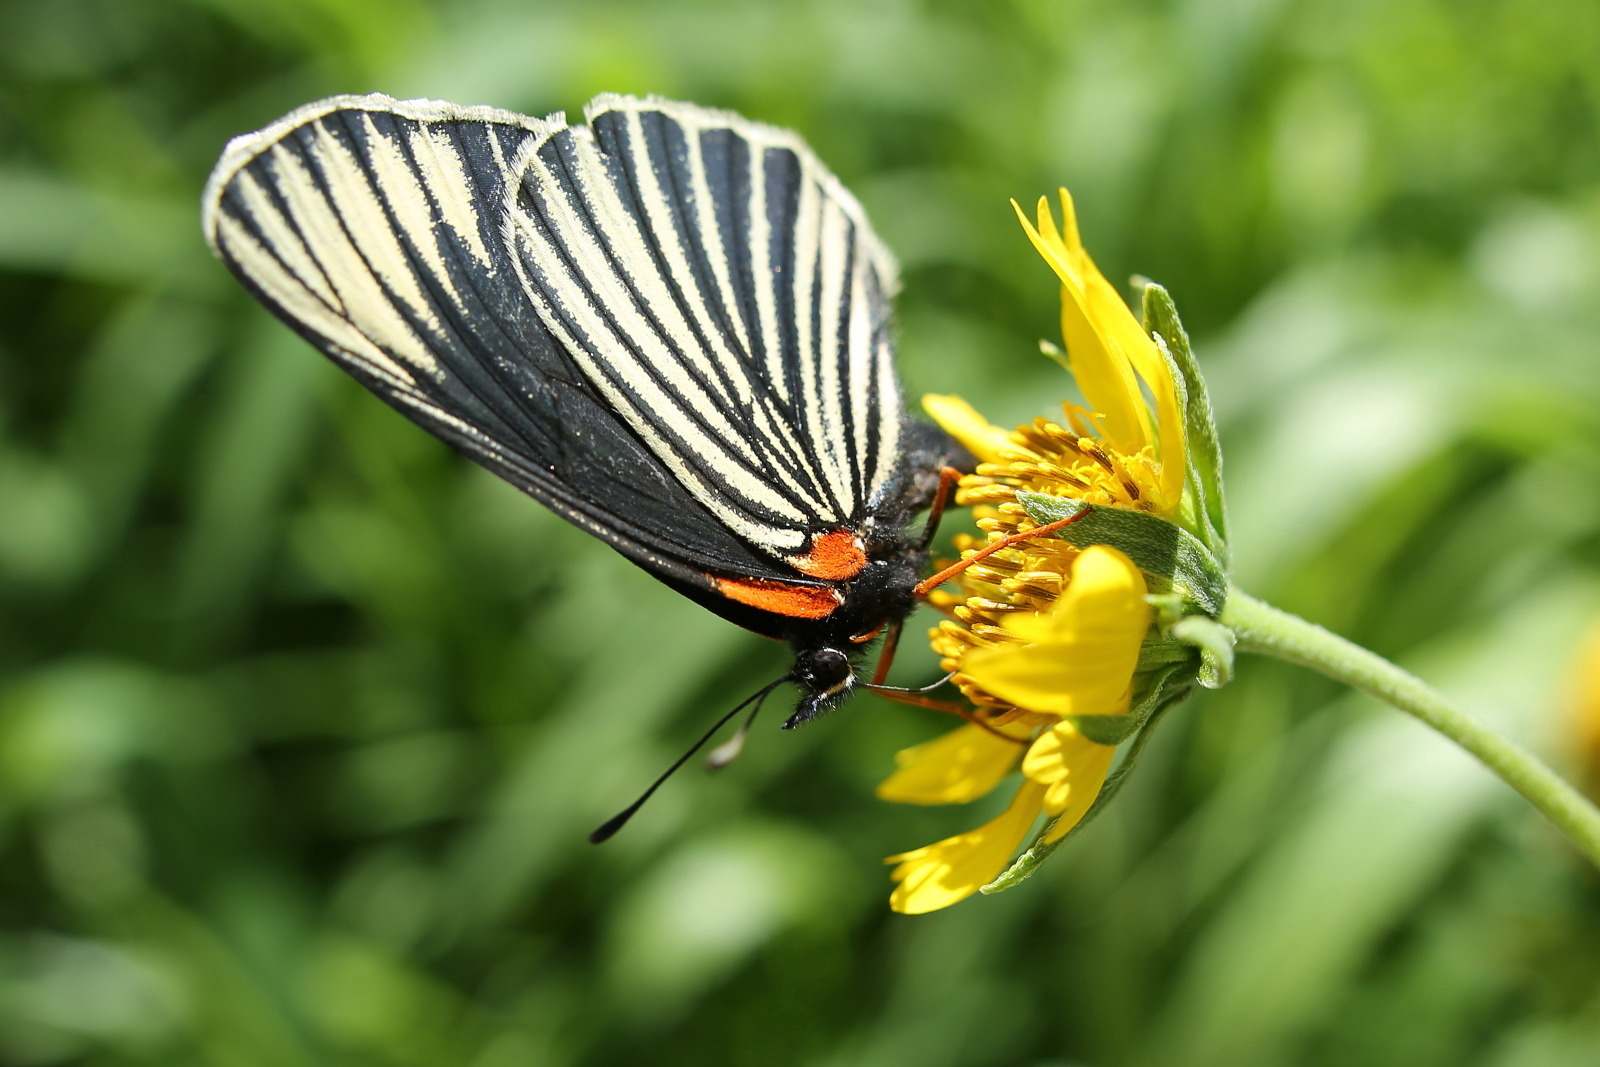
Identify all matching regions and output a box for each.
[795,648,851,690]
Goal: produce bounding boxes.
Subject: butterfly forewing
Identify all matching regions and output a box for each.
[203,93,910,625]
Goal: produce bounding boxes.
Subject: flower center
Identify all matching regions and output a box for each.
[928,408,1166,715]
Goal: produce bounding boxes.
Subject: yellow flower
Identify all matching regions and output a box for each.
[882,548,1145,914]
[880,187,1187,914]
[924,189,1180,717]
[1567,624,1600,798]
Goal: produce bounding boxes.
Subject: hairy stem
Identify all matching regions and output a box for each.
[1222,589,1600,869]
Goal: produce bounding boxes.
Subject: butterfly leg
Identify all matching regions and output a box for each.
[912,510,1089,599]
[868,620,903,686]
[917,465,966,551]
[868,687,1027,743]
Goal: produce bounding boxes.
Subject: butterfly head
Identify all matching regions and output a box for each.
[784,647,856,728]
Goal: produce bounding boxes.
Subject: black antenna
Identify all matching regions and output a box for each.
[588,675,791,844]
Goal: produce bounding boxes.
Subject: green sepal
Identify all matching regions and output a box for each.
[981,678,1190,894]
[1136,632,1198,671]
[1071,714,1139,747]
[1168,615,1236,689]
[1141,282,1229,566]
[1017,491,1229,618]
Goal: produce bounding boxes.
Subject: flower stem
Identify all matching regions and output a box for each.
[1221,588,1600,869]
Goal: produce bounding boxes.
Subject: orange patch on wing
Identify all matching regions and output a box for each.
[712,576,843,619]
[791,529,868,580]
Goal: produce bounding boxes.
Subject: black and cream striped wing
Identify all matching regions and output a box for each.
[505,94,905,563]
[201,94,906,606]
[203,94,801,593]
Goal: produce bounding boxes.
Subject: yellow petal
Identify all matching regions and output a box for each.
[1013,195,1151,455]
[876,723,1025,805]
[1021,722,1117,842]
[1013,191,1187,512]
[886,780,1048,914]
[921,394,1016,464]
[1065,206,1185,507]
[959,546,1150,716]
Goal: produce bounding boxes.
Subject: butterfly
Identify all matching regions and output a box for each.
[202,93,970,833]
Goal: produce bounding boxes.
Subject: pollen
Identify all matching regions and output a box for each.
[957,413,1165,520]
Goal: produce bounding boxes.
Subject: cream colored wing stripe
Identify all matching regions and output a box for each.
[405,123,495,270]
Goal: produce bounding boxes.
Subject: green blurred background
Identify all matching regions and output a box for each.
[4,0,1600,1063]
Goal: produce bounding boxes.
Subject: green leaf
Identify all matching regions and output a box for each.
[1017,492,1229,617]
[1142,283,1229,566]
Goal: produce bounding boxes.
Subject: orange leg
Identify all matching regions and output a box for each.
[913,510,1088,599]
[869,687,1027,744]
[869,620,903,686]
[918,465,966,550]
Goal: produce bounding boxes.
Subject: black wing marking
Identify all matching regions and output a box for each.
[201,94,812,594]
[504,95,905,563]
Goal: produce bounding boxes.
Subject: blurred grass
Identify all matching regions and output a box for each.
[3,0,1599,1064]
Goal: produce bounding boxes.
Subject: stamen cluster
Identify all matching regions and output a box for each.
[930,413,1168,715]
